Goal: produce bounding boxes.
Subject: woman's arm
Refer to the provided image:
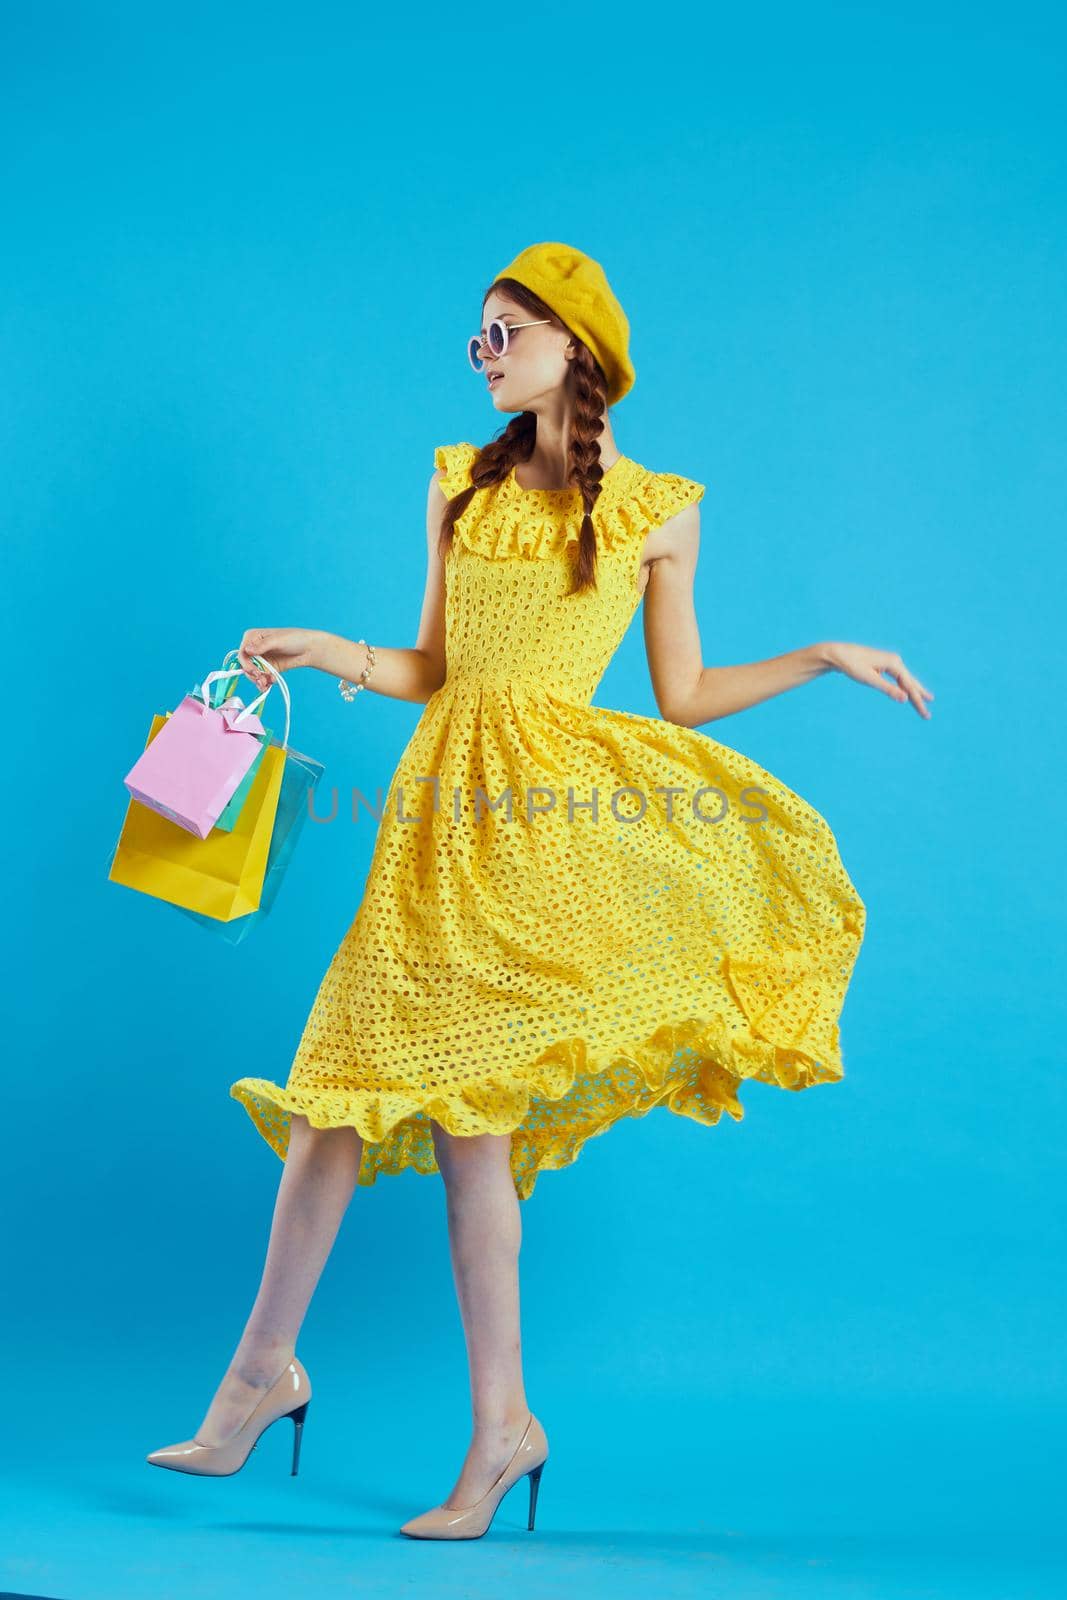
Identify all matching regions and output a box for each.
[239,468,451,705]
[641,504,933,726]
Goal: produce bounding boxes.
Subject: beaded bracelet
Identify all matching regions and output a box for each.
[339,639,377,702]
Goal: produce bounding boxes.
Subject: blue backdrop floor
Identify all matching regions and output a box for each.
[3,1376,1063,1600]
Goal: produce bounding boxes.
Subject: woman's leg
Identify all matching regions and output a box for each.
[430,1125,532,1508]
[194,1114,364,1446]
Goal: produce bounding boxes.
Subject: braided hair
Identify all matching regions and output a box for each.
[437,276,612,596]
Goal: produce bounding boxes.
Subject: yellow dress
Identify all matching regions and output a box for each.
[230,444,866,1200]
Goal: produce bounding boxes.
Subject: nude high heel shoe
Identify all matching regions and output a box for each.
[145,1355,312,1478]
[398,1413,549,1540]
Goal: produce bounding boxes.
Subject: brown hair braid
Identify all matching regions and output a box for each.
[436,276,612,596]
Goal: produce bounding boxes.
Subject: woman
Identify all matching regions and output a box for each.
[145,242,932,1539]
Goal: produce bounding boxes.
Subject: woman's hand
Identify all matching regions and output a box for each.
[823,641,934,719]
[238,628,322,691]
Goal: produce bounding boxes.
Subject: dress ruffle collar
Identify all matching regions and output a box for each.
[435,442,706,562]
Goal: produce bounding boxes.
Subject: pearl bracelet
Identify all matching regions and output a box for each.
[339,639,377,702]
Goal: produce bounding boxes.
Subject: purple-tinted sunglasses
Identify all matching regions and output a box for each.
[468,318,551,372]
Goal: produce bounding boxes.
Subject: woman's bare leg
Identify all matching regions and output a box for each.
[194,1115,364,1446]
[430,1126,532,1508]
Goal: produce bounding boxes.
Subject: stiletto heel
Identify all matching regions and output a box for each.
[527,1459,544,1530]
[399,1413,550,1540]
[288,1399,310,1475]
[145,1356,312,1478]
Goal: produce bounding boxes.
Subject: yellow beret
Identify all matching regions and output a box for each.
[491,241,635,407]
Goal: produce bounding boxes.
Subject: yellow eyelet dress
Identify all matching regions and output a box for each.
[229,445,867,1200]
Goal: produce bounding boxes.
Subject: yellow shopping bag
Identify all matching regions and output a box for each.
[108,711,286,920]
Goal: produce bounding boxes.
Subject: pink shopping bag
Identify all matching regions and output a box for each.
[122,660,288,840]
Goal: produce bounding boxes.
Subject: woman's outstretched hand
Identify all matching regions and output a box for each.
[238,628,322,691]
[823,642,934,719]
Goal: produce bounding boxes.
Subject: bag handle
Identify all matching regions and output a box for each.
[196,652,292,749]
[204,647,243,708]
[201,648,273,712]
[199,655,291,748]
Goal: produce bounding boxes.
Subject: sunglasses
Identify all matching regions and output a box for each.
[468,318,551,372]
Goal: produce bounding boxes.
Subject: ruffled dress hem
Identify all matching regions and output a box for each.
[228,958,849,1202]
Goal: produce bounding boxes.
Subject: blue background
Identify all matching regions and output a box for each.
[3,3,1064,1597]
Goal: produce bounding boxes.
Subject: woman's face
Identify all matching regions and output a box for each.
[478,292,572,412]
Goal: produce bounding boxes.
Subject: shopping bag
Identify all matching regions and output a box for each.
[173,738,325,943]
[123,655,291,840]
[122,693,264,839]
[108,717,286,919]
